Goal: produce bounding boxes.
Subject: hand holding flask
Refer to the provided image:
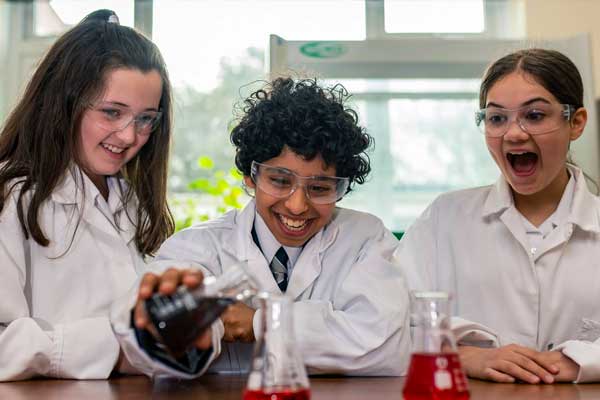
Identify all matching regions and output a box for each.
[144,261,258,356]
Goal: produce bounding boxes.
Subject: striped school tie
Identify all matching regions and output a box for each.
[271,247,289,292]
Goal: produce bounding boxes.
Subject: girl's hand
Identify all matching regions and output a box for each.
[459,344,559,384]
[535,351,579,382]
[133,268,212,349]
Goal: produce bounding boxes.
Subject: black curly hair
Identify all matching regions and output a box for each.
[230,77,373,194]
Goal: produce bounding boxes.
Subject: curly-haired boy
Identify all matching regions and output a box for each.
[120,77,411,378]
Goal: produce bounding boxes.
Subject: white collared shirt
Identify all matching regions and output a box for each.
[253,212,303,276]
[0,168,145,381]
[395,165,600,382]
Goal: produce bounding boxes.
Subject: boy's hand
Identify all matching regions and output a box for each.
[133,268,212,349]
[222,302,256,342]
[535,351,579,382]
[459,344,558,384]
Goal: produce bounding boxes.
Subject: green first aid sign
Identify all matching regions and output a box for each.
[300,42,347,59]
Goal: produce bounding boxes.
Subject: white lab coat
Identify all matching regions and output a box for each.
[0,169,146,381]
[394,165,600,382]
[114,200,411,378]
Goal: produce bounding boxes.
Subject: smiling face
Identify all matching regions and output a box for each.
[244,147,338,247]
[77,68,163,193]
[484,71,586,199]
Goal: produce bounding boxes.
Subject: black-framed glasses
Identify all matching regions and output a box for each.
[250,161,349,205]
[89,101,163,136]
[475,103,575,137]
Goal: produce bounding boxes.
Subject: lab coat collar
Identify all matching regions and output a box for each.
[223,200,282,293]
[222,199,338,299]
[567,165,600,233]
[286,209,339,299]
[481,165,600,234]
[481,176,513,218]
[50,167,136,244]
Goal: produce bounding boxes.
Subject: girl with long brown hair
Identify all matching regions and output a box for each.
[0,9,174,380]
[396,48,600,384]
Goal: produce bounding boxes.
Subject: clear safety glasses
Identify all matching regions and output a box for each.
[250,161,350,205]
[89,101,163,136]
[475,103,575,137]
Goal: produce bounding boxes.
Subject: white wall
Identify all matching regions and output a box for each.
[523,0,600,179]
[525,0,600,97]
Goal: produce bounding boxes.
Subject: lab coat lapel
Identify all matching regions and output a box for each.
[499,207,531,256]
[222,200,281,293]
[285,236,322,299]
[114,197,137,245]
[484,177,531,256]
[51,169,128,242]
[532,166,600,261]
[568,165,600,234]
[108,177,137,245]
[286,217,339,300]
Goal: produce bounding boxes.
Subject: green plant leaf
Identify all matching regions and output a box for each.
[230,186,243,197]
[188,178,211,191]
[229,168,243,179]
[197,156,214,170]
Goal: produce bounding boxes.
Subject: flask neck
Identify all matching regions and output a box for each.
[263,296,294,340]
[411,293,457,354]
[247,294,309,392]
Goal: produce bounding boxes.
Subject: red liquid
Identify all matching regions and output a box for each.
[243,388,311,400]
[403,353,469,400]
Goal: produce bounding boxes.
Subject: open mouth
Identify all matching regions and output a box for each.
[101,143,126,154]
[506,151,538,176]
[278,214,310,232]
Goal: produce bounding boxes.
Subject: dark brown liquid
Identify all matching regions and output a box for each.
[146,290,234,356]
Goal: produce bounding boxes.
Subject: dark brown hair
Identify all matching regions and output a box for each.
[479,48,584,109]
[230,77,373,194]
[0,9,174,256]
[479,48,597,192]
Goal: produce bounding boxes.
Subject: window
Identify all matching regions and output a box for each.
[8,1,598,233]
[152,0,366,194]
[331,79,497,230]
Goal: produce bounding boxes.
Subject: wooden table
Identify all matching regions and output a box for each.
[1,375,600,399]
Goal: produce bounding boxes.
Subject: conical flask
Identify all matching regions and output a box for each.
[243,293,310,400]
[403,291,469,400]
[144,261,258,356]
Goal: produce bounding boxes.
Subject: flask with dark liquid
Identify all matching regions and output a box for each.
[145,261,258,356]
[243,293,310,400]
[403,292,469,400]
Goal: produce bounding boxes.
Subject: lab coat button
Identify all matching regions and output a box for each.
[530,247,537,255]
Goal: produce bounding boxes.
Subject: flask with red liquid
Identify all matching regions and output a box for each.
[144,261,258,356]
[243,293,310,400]
[403,291,469,400]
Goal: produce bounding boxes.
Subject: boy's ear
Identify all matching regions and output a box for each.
[244,175,255,189]
[569,107,587,141]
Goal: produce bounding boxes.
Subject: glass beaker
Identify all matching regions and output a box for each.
[144,261,258,356]
[403,291,469,400]
[243,293,310,400]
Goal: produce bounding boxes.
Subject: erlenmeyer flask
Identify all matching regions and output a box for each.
[243,293,310,400]
[144,261,258,356]
[403,291,469,400]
